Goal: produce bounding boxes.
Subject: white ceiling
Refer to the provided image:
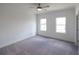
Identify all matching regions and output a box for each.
[28,3,79,14]
[0,3,79,14]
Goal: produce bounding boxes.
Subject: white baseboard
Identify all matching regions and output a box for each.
[0,33,36,49]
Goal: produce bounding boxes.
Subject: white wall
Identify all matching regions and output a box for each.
[0,4,36,48]
[37,8,76,42]
[76,5,79,43]
[78,13,79,40]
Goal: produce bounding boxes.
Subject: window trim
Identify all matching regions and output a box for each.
[56,17,66,33]
[40,18,47,31]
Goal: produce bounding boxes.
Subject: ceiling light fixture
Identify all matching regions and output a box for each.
[37,8,42,11]
[37,7,42,11]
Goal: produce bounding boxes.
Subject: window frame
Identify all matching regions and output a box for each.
[40,18,47,31]
[56,17,66,33]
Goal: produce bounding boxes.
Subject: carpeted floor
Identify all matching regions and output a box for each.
[0,36,78,55]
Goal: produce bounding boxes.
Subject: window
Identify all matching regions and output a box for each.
[40,18,47,31]
[56,17,66,33]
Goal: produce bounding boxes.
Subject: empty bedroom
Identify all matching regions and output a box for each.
[0,3,79,55]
